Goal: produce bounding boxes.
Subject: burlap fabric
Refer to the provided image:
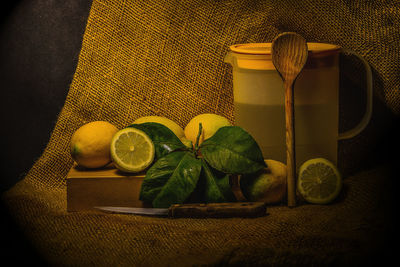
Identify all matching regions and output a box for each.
[3,0,399,265]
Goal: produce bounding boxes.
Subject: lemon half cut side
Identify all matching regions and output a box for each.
[297,158,342,204]
[110,128,155,173]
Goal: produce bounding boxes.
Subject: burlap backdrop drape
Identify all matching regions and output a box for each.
[3,0,398,265]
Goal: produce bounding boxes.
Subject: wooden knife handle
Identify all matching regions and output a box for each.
[168,202,267,218]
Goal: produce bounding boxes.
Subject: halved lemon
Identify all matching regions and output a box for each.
[297,158,342,204]
[110,128,155,173]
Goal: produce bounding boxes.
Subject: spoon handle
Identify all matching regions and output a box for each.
[285,80,296,207]
[271,32,308,208]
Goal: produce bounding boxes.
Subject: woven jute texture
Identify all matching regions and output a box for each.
[3,0,399,265]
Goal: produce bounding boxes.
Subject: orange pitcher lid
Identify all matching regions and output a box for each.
[226,43,341,70]
[229,43,341,57]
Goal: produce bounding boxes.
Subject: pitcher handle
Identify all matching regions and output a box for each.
[338,49,373,140]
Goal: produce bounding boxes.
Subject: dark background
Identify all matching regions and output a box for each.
[0,0,92,192]
[1,0,92,264]
[0,0,399,265]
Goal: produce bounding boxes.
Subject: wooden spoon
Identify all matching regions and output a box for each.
[271,32,308,207]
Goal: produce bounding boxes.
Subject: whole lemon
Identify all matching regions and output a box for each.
[133,116,184,139]
[240,159,287,204]
[70,121,118,168]
[184,113,231,145]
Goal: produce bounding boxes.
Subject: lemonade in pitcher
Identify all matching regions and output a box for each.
[231,58,339,168]
[225,43,350,168]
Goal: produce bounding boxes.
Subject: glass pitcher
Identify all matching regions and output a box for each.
[224,43,372,169]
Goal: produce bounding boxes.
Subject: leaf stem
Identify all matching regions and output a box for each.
[194,122,203,155]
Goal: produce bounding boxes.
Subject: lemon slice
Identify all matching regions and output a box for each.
[297,158,342,204]
[110,128,155,173]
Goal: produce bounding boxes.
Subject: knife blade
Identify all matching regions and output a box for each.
[95,206,169,216]
[95,202,267,218]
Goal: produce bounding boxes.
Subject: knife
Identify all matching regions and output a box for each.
[95,202,267,218]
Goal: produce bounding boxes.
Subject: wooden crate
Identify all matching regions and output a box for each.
[66,164,147,212]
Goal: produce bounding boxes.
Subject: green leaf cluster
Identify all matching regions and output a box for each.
[133,122,266,208]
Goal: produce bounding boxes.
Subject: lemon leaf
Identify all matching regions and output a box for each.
[200,126,266,174]
[139,151,201,208]
[189,159,236,203]
[129,122,187,159]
